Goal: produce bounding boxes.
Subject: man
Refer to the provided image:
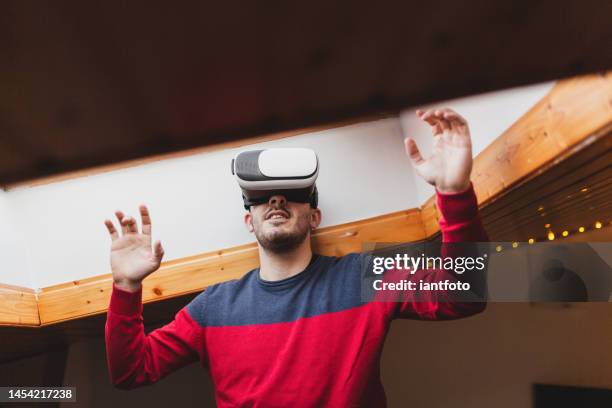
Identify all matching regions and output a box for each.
[104,108,488,407]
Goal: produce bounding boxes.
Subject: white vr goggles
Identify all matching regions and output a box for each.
[231,148,319,210]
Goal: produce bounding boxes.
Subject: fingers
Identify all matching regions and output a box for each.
[104,219,119,241]
[111,209,139,236]
[106,206,156,239]
[416,108,467,135]
[441,108,467,124]
[122,216,139,234]
[417,109,442,131]
[404,137,425,166]
[115,211,128,235]
[417,107,464,122]
[139,205,152,235]
[434,110,452,133]
[153,240,165,262]
[417,109,447,135]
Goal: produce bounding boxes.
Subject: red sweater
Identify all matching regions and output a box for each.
[105,185,488,407]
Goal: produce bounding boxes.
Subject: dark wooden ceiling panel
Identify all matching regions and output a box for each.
[1,0,611,184]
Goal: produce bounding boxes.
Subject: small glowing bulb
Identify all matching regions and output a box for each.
[578,226,585,233]
[496,245,502,252]
[562,230,569,237]
[595,221,602,229]
[528,238,535,244]
[544,223,551,228]
[581,187,588,193]
[547,231,555,241]
[537,206,544,212]
[512,242,518,248]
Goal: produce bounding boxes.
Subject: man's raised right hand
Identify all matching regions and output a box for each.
[104,205,165,293]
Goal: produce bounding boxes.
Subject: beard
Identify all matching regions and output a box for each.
[254,214,310,254]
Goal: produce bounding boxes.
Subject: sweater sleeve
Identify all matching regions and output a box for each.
[436,182,488,243]
[394,183,489,320]
[104,284,205,389]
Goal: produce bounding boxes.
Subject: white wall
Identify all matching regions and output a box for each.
[0,81,556,289]
[0,190,35,288]
[8,118,420,288]
[399,82,555,204]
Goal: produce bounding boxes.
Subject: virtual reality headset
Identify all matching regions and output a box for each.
[231,148,319,210]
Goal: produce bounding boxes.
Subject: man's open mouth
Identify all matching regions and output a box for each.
[266,210,290,220]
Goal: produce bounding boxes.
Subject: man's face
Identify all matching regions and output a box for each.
[244,195,321,253]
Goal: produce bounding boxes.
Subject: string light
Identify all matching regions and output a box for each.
[521,219,609,246]
[521,220,608,244]
[581,187,588,193]
[496,245,503,252]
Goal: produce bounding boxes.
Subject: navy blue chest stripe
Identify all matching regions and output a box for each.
[186,253,366,327]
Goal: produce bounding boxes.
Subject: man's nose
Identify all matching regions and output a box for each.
[268,195,287,208]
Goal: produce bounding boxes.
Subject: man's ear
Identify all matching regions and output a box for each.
[244,211,255,233]
[310,208,322,231]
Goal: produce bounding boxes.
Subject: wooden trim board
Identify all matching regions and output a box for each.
[37,208,425,325]
[0,284,39,327]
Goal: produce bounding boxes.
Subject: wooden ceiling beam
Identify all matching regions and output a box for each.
[0,284,39,327]
[37,208,425,325]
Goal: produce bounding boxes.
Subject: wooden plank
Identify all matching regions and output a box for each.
[482,153,612,234]
[479,125,612,226]
[312,209,425,255]
[486,175,612,229]
[472,73,612,205]
[481,159,612,231]
[38,244,259,325]
[37,208,426,325]
[488,188,612,241]
[420,195,441,238]
[0,284,39,326]
[480,129,612,241]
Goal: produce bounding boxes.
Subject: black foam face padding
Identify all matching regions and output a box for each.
[243,186,318,210]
